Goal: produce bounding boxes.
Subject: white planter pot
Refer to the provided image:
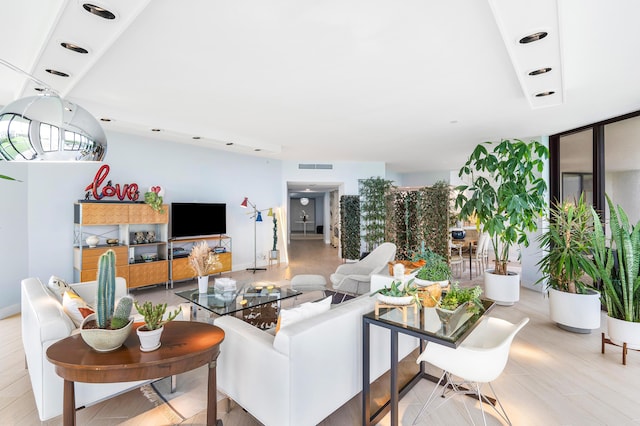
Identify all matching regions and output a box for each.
[484,270,520,306]
[607,316,640,350]
[80,313,133,352]
[548,288,601,333]
[414,278,449,288]
[198,275,209,294]
[137,325,164,352]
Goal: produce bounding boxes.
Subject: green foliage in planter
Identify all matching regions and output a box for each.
[385,190,420,260]
[272,215,278,251]
[370,279,421,306]
[456,139,548,275]
[134,301,181,331]
[439,282,484,314]
[359,177,395,253]
[340,195,361,260]
[536,194,598,294]
[590,195,640,322]
[416,256,452,281]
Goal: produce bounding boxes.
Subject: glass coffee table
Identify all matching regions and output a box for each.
[175,281,301,329]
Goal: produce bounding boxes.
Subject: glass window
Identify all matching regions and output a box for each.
[559,129,593,204]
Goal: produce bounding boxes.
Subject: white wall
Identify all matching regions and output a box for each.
[398,170,451,187]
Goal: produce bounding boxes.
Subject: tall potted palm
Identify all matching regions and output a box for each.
[591,195,640,349]
[536,194,601,333]
[456,139,549,305]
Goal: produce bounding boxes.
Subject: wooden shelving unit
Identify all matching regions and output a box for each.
[73,202,169,289]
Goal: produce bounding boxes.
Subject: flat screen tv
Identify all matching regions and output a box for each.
[170,202,226,239]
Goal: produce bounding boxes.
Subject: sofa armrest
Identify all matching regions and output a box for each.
[70,277,128,305]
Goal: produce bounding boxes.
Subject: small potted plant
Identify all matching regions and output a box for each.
[436,282,484,334]
[80,250,134,352]
[370,279,421,307]
[414,257,452,288]
[144,186,165,213]
[134,301,181,351]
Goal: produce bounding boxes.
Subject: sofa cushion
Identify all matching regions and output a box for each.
[62,291,95,327]
[275,295,332,333]
[47,275,73,302]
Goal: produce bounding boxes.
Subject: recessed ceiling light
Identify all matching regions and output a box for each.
[45,69,69,77]
[34,87,45,92]
[82,3,116,20]
[528,67,552,76]
[151,128,161,132]
[61,42,88,54]
[226,142,234,146]
[519,31,548,44]
[192,136,201,140]
[254,149,262,152]
[100,118,111,122]
[535,91,555,97]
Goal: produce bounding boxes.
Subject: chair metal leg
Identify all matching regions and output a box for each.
[412,370,447,425]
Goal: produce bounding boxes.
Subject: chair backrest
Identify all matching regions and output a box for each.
[358,242,397,272]
[456,316,529,383]
[475,232,489,259]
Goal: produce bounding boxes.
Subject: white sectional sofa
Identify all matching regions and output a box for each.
[21,277,151,421]
[216,272,417,426]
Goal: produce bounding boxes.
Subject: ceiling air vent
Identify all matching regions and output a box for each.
[298,163,333,170]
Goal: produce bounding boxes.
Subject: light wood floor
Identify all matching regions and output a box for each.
[3,240,640,425]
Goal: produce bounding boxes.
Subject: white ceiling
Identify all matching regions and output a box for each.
[2,0,640,173]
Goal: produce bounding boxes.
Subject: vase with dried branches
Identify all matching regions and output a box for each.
[188,241,222,293]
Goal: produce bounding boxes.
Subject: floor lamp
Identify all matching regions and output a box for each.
[241,197,269,273]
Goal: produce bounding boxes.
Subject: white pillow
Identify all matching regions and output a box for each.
[62,291,95,327]
[276,295,332,333]
[47,275,72,302]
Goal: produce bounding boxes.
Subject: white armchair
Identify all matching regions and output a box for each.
[330,242,396,294]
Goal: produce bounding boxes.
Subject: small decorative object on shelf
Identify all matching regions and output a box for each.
[80,250,134,351]
[144,185,165,213]
[86,235,100,248]
[134,301,181,352]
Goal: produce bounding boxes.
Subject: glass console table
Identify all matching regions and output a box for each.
[362,299,495,426]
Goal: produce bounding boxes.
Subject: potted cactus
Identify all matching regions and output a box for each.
[134,301,181,351]
[80,249,134,352]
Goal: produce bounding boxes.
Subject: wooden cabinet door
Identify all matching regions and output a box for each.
[128,204,168,224]
[129,260,168,288]
[78,203,129,225]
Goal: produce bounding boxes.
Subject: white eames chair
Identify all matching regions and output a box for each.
[412,316,529,426]
[330,242,396,295]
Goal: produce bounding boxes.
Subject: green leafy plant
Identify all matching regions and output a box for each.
[0,174,20,181]
[371,279,421,306]
[439,282,484,314]
[416,257,452,281]
[536,194,598,294]
[144,187,164,213]
[272,215,278,251]
[456,139,549,275]
[359,177,395,253]
[340,195,361,260]
[95,249,132,329]
[590,195,640,322]
[134,301,181,331]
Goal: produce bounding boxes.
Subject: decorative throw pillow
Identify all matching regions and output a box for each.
[275,295,332,334]
[62,291,95,327]
[47,275,72,302]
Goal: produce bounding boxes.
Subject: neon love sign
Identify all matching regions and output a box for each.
[84,164,140,201]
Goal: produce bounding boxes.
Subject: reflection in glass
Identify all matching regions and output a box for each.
[559,129,592,204]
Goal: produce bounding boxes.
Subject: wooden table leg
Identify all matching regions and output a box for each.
[208,357,222,426]
[63,379,76,426]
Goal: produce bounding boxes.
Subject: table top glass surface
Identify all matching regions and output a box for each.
[364,298,494,346]
[175,281,301,316]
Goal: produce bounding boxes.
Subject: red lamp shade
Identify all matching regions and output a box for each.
[240,197,248,208]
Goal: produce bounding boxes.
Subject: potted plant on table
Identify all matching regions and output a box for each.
[536,194,601,333]
[414,255,452,288]
[189,241,222,293]
[591,195,640,350]
[436,282,484,334]
[134,301,181,351]
[80,250,134,352]
[456,139,549,305]
[371,279,421,307]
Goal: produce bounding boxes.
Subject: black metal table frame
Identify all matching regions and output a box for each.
[362,300,494,426]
